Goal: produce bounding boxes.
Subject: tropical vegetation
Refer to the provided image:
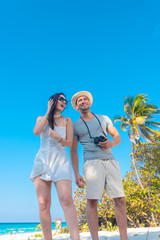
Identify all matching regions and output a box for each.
[113,94,160,188]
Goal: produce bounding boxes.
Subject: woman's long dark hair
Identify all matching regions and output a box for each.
[48,92,66,129]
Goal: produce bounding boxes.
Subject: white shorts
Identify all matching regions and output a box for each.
[83,159,125,199]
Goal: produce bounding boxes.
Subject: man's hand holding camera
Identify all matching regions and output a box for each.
[98,136,115,149]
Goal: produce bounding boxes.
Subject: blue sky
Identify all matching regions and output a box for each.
[0,0,160,222]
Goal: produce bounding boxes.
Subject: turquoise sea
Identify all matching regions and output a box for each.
[0,222,67,235]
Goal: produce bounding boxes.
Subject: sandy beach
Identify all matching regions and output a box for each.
[0,227,160,240]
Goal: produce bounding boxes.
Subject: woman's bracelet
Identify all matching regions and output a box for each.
[58,137,63,143]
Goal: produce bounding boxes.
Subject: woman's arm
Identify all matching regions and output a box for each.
[33,114,49,136]
[33,99,53,136]
[61,118,73,148]
[49,118,73,147]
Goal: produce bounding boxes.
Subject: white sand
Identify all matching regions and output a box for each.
[0,227,160,240]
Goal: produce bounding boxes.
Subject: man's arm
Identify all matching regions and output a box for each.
[98,125,121,149]
[70,138,85,188]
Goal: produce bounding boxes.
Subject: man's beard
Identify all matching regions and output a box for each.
[79,106,90,113]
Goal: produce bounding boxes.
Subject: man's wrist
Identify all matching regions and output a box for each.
[75,172,80,178]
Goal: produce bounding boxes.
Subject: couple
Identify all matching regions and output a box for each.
[30,91,128,240]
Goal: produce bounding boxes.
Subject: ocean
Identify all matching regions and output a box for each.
[0,222,67,235]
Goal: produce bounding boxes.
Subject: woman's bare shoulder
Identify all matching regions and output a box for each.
[36,116,43,121]
[36,116,49,125]
[64,117,73,124]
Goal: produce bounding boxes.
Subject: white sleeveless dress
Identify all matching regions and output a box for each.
[30,122,74,182]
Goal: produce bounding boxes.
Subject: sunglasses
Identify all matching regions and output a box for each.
[58,96,68,105]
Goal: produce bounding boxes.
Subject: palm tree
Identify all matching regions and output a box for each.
[113,93,160,223]
[113,94,160,187]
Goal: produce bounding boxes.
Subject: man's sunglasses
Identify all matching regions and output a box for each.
[58,96,68,105]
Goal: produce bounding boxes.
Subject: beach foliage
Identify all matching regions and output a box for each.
[34,224,43,238]
[123,171,160,227]
[60,226,69,233]
[124,137,160,227]
[34,233,43,238]
[8,229,14,234]
[35,224,41,231]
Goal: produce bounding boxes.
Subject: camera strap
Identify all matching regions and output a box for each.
[80,113,107,139]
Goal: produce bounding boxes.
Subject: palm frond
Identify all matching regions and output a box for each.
[145,121,160,128]
[140,124,160,136]
[123,96,134,109]
[120,123,128,131]
[113,115,130,124]
[137,104,160,117]
[133,94,149,116]
[139,126,154,142]
[112,115,123,122]
[121,116,129,123]
[145,104,159,111]
[134,93,148,103]
[124,103,132,117]
[155,109,160,114]
[133,102,143,116]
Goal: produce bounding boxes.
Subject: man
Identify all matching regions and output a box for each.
[70,91,128,240]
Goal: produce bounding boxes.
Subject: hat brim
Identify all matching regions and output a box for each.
[71,91,93,111]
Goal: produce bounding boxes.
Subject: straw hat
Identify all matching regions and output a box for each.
[71,91,93,110]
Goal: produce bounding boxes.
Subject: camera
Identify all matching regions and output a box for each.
[94,135,106,144]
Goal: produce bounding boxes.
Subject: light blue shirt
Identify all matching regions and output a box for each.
[73,114,116,162]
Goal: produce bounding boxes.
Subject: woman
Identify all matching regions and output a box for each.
[30,93,80,240]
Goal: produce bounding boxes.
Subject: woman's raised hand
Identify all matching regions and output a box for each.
[47,99,53,114]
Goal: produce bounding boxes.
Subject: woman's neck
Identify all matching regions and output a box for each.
[54,110,61,115]
[54,110,61,118]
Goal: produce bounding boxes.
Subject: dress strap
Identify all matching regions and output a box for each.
[64,117,66,126]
